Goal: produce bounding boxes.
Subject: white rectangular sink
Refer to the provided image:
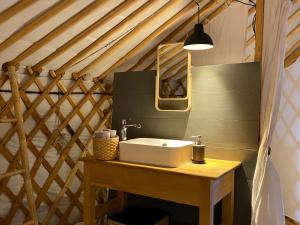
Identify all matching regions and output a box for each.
[119,138,194,167]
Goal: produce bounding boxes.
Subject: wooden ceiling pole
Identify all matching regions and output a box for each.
[0,0,38,25]
[127,0,230,72]
[74,0,184,79]
[288,6,300,24]
[93,1,197,81]
[160,49,186,69]
[10,0,109,67]
[246,5,300,61]
[0,0,75,53]
[161,59,187,80]
[247,6,300,49]
[32,0,137,71]
[254,0,265,62]
[55,0,155,75]
[284,40,300,67]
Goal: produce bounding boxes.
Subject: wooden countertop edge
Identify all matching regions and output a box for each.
[80,155,242,180]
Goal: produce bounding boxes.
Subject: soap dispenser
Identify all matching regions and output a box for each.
[191,135,205,164]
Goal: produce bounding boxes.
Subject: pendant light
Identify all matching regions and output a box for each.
[183,1,214,50]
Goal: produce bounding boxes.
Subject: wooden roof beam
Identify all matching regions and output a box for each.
[95,0,225,79]
[161,59,187,80]
[285,43,300,67]
[32,0,136,71]
[166,64,187,81]
[93,1,198,81]
[55,0,154,75]
[0,0,38,25]
[247,6,300,48]
[160,49,186,69]
[10,0,109,66]
[130,0,231,72]
[289,6,300,25]
[74,0,184,79]
[0,0,75,53]
[246,9,300,61]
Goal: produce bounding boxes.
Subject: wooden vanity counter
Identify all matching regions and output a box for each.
[81,155,241,225]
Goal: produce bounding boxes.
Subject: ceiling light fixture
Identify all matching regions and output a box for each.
[183,1,214,51]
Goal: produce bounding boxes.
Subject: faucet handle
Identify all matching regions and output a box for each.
[121,118,132,125]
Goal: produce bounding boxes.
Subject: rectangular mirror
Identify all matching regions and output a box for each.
[155,43,191,112]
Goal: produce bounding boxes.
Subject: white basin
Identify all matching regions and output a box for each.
[119,138,194,167]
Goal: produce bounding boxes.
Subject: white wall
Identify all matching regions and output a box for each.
[271,58,300,223]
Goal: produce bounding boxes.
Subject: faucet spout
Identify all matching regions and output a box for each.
[120,119,141,141]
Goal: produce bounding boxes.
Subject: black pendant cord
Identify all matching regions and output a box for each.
[234,0,256,7]
[233,0,256,34]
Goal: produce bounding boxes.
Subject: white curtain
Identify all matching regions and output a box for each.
[251,0,292,225]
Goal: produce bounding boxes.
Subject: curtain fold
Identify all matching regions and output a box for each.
[251,0,292,225]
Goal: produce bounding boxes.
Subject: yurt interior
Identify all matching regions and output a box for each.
[0,0,299,225]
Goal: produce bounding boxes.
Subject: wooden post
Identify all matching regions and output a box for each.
[8,66,38,225]
[254,0,265,62]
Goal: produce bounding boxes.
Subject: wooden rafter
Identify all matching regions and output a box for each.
[246,7,300,49]
[165,64,187,81]
[285,40,300,67]
[127,0,229,72]
[0,0,38,25]
[10,0,108,66]
[160,58,187,80]
[94,0,227,81]
[74,0,184,79]
[160,49,186,70]
[55,0,152,75]
[93,1,197,81]
[134,0,232,72]
[289,5,300,24]
[246,3,300,62]
[0,1,298,223]
[0,0,75,53]
[32,0,136,71]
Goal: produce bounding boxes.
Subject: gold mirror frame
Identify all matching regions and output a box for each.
[155,43,192,112]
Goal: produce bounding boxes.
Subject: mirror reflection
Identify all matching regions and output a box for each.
[157,43,188,99]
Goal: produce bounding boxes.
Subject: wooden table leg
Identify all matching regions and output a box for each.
[199,202,214,225]
[222,191,234,225]
[84,183,97,225]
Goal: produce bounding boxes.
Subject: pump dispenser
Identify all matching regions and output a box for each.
[191,135,205,164]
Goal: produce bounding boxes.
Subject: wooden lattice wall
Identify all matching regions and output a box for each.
[0,0,299,225]
[0,67,112,225]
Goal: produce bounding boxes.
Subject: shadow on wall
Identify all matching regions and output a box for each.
[271,59,300,223]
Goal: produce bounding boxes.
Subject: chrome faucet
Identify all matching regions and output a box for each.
[120,119,141,141]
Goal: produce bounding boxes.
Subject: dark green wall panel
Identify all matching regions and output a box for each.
[112,62,260,225]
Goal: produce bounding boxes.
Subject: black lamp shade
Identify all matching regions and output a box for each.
[183,24,214,50]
